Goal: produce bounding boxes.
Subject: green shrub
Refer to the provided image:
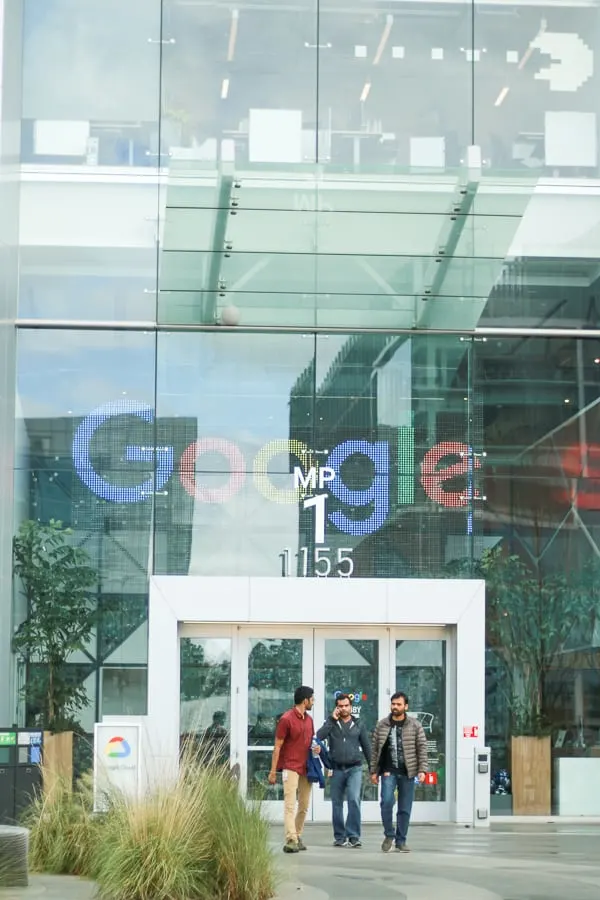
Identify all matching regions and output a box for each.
[24,742,276,900]
[203,772,276,900]
[23,773,98,877]
[93,763,212,900]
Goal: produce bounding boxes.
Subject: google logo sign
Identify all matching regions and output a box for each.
[72,400,482,539]
[334,690,367,703]
[105,736,131,759]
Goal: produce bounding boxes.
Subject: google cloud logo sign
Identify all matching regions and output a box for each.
[105,736,131,759]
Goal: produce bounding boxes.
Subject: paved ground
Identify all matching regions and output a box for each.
[274,823,600,900]
[1,824,599,899]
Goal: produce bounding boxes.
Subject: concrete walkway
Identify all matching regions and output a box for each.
[1,824,600,899]
[274,823,600,900]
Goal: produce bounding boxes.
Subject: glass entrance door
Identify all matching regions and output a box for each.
[239,628,314,818]
[179,626,238,769]
[391,630,450,822]
[313,627,451,824]
[313,630,388,823]
[179,625,453,824]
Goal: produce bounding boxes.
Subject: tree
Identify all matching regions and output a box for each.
[13,519,98,732]
[481,547,595,736]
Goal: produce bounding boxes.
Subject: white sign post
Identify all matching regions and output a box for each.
[93,720,143,813]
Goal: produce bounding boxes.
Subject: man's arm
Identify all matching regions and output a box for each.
[359,722,372,764]
[269,737,285,783]
[370,723,381,773]
[316,717,334,741]
[416,723,428,774]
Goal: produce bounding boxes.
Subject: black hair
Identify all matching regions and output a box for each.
[391,691,409,705]
[294,685,314,706]
[335,693,352,705]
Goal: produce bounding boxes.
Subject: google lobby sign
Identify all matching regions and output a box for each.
[72,401,482,538]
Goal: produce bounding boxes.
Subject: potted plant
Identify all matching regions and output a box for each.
[12,519,98,790]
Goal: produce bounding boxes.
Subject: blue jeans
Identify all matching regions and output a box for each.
[330,765,363,841]
[380,772,415,846]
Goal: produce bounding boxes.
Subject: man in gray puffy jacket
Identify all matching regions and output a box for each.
[317,693,371,847]
[370,691,428,853]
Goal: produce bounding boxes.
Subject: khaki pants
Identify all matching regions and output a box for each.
[282,770,312,844]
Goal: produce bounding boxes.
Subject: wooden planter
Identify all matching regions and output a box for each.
[511,735,551,815]
[42,731,73,795]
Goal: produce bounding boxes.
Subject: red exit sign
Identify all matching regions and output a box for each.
[463,726,479,739]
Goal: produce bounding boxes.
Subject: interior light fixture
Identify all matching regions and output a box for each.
[373,14,393,66]
[494,86,509,107]
[360,81,371,102]
[227,9,239,62]
[221,78,230,99]
[492,18,547,108]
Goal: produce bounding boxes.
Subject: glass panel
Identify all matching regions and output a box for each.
[247,638,303,800]
[19,0,162,321]
[158,172,534,330]
[322,638,379,802]
[475,2,600,181]
[478,336,600,815]
[318,0,472,173]
[101,668,147,718]
[14,329,156,729]
[395,640,446,802]
[161,0,318,166]
[153,331,476,577]
[179,637,232,766]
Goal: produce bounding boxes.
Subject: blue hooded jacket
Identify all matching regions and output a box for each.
[306,738,332,788]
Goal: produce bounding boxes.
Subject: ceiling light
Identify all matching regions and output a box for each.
[221,78,230,99]
[594,358,600,364]
[373,14,393,66]
[227,9,239,62]
[494,86,509,107]
[360,81,371,103]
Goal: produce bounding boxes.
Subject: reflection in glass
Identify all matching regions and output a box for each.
[396,640,446,802]
[101,668,147,718]
[154,331,477,578]
[322,638,379,802]
[180,638,232,765]
[247,638,303,800]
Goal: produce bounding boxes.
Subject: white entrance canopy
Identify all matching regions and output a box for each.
[145,576,485,824]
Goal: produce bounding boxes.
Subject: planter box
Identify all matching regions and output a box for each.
[43,731,73,795]
[511,735,551,815]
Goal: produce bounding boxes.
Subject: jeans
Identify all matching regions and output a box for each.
[330,765,363,841]
[380,772,415,845]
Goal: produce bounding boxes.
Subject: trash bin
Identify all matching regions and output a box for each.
[0,729,43,825]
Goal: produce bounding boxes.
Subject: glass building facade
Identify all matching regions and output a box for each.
[2,0,600,813]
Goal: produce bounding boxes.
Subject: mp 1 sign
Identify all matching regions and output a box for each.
[72,400,482,538]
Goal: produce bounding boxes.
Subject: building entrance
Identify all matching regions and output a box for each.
[180,624,451,823]
[147,575,485,824]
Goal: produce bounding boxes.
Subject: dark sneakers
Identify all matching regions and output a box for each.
[348,838,362,848]
[381,837,394,852]
[283,837,307,853]
[333,839,348,847]
[395,843,410,852]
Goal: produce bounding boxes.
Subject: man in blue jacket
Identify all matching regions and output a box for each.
[317,693,371,847]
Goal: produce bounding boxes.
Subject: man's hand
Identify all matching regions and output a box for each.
[417,772,426,784]
[370,773,379,786]
[268,771,277,785]
[313,744,321,755]
[332,707,340,720]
